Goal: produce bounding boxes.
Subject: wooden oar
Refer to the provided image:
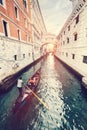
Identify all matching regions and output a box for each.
[26,86,49,110]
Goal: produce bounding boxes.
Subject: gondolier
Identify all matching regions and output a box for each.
[17,77,23,97]
[13,69,49,114]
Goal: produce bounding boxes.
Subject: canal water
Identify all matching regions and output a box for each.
[0,54,87,130]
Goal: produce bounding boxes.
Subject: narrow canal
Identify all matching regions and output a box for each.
[0,54,87,130]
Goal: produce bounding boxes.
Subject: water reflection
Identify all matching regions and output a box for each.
[0,54,87,130]
[32,54,87,130]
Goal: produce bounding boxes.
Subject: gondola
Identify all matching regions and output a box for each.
[13,69,40,114]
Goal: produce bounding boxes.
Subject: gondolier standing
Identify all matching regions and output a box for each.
[17,77,23,97]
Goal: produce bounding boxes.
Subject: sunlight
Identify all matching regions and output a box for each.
[48,44,54,52]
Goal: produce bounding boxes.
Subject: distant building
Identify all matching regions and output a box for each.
[55,0,87,78]
[70,0,86,9]
[31,0,47,44]
[31,0,47,59]
[41,33,57,54]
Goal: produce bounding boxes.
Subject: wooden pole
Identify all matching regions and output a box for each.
[26,86,49,110]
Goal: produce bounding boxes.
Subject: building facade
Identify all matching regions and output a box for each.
[0,0,46,81]
[0,0,32,42]
[55,0,87,78]
[70,0,86,9]
[31,0,47,60]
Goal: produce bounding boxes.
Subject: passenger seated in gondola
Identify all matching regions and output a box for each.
[27,77,36,88]
[27,72,39,89]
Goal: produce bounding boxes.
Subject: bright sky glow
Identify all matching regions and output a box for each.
[38,0,72,35]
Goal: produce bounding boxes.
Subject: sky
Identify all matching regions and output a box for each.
[38,0,72,36]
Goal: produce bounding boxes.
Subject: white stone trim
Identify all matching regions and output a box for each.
[0,0,6,9]
[14,0,31,24]
[0,11,29,34]
[0,32,5,36]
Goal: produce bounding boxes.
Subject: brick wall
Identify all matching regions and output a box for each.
[0,0,32,42]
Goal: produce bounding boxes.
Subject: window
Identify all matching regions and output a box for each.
[17,29,20,40]
[0,0,3,4]
[14,55,17,61]
[28,36,30,42]
[63,41,65,45]
[76,15,79,24]
[29,53,30,57]
[67,37,69,43]
[24,18,27,27]
[26,34,28,42]
[23,0,27,8]
[15,7,18,18]
[28,22,30,30]
[79,4,83,8]
[68,25,70,31]
[64,31,65,35]
[0,0,6,7]
[3,20,8,36]
[83,56,87,64]
[15,6,18,19]
[66,53,68,57]
[74,33,78,41]
[23,54,25,58]
[72,54,75,59]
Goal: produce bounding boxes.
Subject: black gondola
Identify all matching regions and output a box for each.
[13,69,40,114]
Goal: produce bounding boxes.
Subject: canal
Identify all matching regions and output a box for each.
[0,54,87,130]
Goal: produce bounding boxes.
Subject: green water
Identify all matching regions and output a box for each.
[0,54,87,130]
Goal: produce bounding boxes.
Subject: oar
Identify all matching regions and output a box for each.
[26,86,49,110]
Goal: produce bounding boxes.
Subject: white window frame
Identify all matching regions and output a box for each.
[0,0,6,8]
[17,29,21,41]
[2,19,10,37]
[14,5,19,20]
